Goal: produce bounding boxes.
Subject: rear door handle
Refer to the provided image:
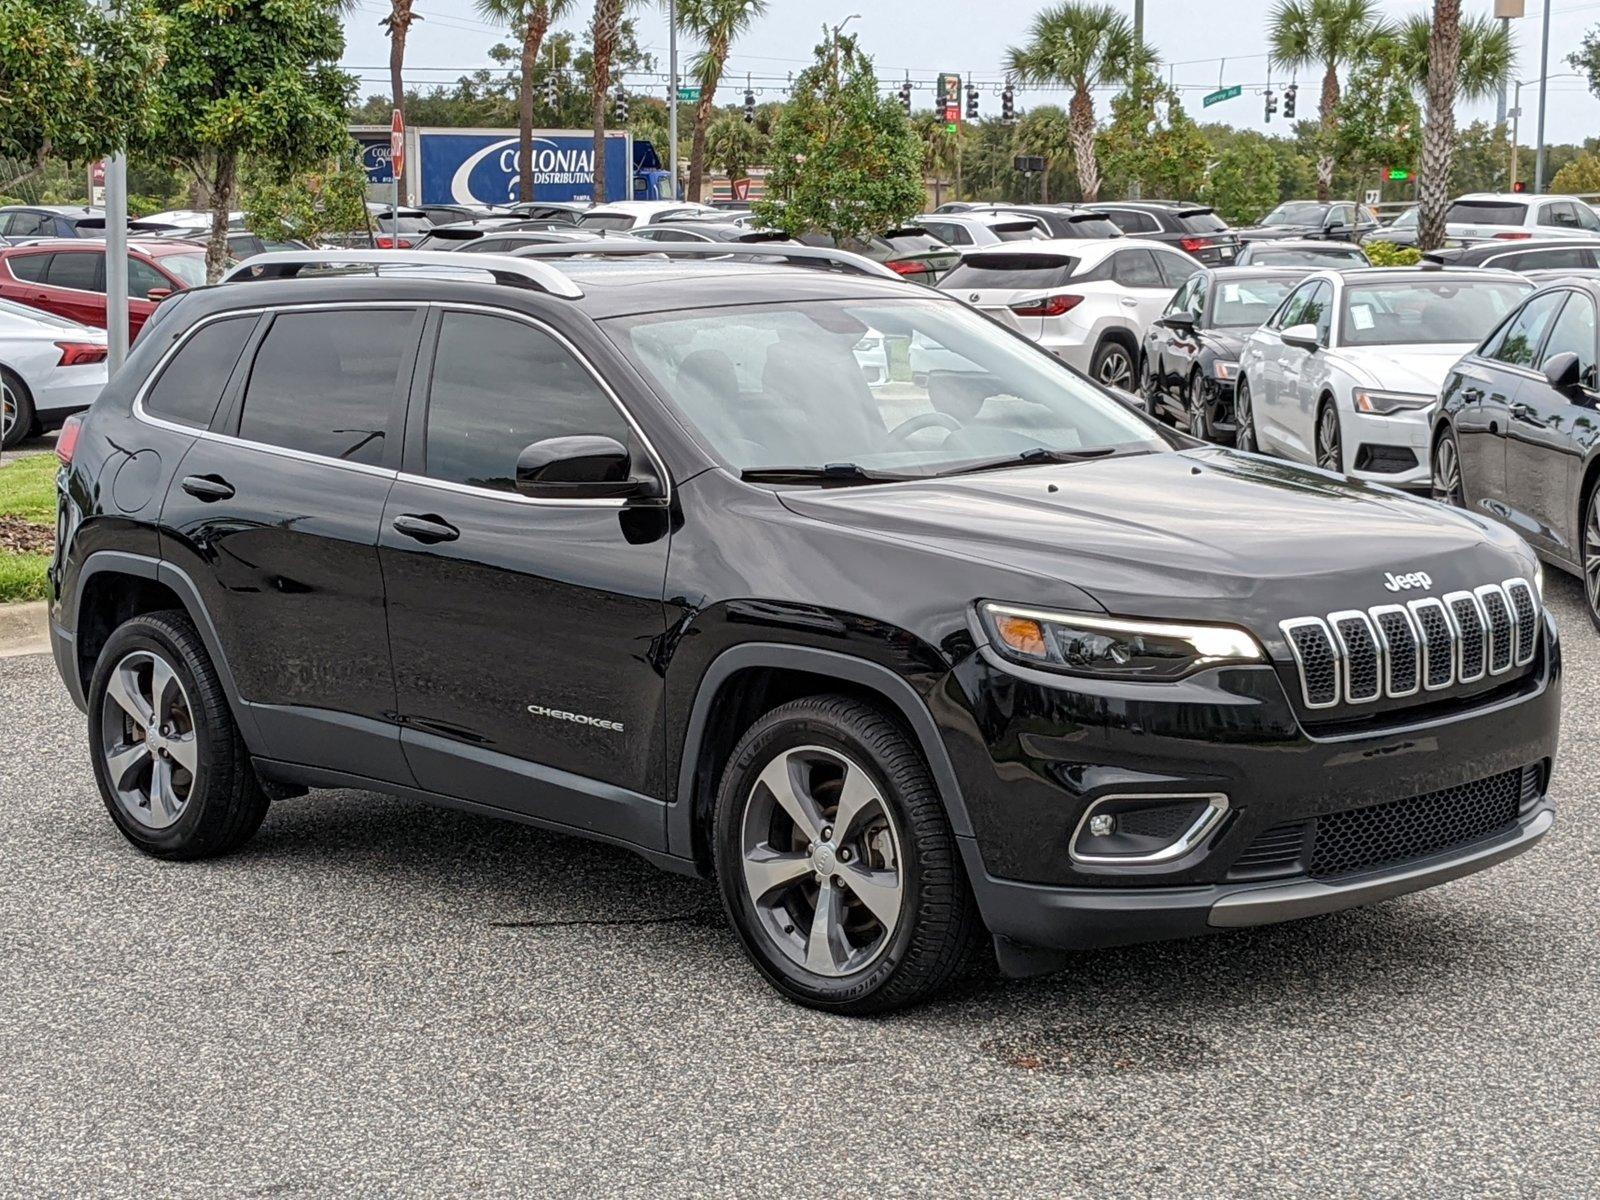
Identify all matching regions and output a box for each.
[392,513,460,544]
[1462,387,1484,403]
[1120,297,1139,308]
[180,474,234,501]
[1510,402,1534,421]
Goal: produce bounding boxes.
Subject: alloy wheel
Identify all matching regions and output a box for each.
[1586,491,1600,620]
[98,650,198,830]
[0,376,17,445]
[1236,381,1256,452]
[1433,436,1465,507]
[1188,373,1209,440]
[739,745,904,978]
[1097,347,1134,390]
[1316,405,1342,472]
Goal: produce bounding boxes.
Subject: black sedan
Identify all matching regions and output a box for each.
[1237,200,1381,243]
[1432,276,1600,626]
[1234,239,1370,268]
[1423,239,1600,274]
[1140,267,1309,440]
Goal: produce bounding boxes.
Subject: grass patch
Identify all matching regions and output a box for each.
[0,452,57,603]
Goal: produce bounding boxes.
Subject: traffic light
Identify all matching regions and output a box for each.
[1001,85,1015,123]
[899,80,912,114]
[966,85,979,120]
[614,83,628,123]
[1512,180,1527,193]
[1264,89,1277,122]
[544,73,558,109]
[743,88,756,124]
[1283,83,1297,120]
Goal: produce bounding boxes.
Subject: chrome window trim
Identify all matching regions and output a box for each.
[1327,609,1382,704]
[1407,596,1455,692]
[130,299,673,505]
[1444,589,1488,684]
[1474,582,1516,676]
[1369,603,1421,699]
[1069,793,1230,866]
[1503,577,1539,667]
[1279,616,1341,709]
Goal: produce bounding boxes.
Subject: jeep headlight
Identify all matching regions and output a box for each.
[1352,388,1433,415]
[979,602,1265,680]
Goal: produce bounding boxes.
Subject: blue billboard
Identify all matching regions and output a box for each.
[354,133,394,185]
[414,130,631,205]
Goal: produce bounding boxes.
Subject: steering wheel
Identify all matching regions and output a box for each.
[888,411,964,442]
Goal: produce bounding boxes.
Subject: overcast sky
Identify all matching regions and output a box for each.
[338,0,1600,145]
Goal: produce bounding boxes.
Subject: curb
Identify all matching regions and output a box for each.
[0,600,49,659]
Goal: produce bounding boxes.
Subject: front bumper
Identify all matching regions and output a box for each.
[1343,405,1431,487]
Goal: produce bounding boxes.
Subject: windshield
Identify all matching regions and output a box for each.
[578,213,637,231]
[1390,207,1418,229]
[1211,278,1300,328]
[1339,278,1530,347]
[605,298,1166,476]
[156,253,208,288]
[1263,202,1327,227]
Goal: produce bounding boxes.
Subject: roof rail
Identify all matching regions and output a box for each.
[217,249,584,299]
[499,240,903,280]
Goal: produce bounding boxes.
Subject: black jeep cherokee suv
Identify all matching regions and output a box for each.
[49,249,1561,1013]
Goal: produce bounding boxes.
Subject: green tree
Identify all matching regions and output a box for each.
[0,0,164,192]
[1011,104,1077,202]
[475,0,575,202]
[381,0,420,195]
[138,0,352,280]
[242,144,372,244]
[1099,68,1211,200]
[1450,119,1509,194]
[1005,2,1152,201]
[1570,26,1600,99]
[1551,152,1600,194]
[1268,0,1385,201]
[1202,135,1281,224]
[705,110,766,183]
[753,29,922,241]
[679,0,767,201]
[587,0,633,200]
[1331,37,1420,190]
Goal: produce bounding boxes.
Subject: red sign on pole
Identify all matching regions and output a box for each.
[390,109,406,181]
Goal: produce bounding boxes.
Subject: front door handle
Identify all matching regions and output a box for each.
[1462,387,1484,403]
[1120,297,1139,308]
[392,513,460,544]
[1510,402,1535,422]
[180,474,235,501]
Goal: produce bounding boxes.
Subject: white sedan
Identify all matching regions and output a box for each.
[1234,268,1531,488]
[0,298,108,449]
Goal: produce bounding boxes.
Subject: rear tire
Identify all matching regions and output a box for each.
[87,610,269,859]
[1432,428,1465,507]
[1235,377,1260,453]
[712,695,981,1014]
[1091,340,1136,391]
[1,367,34,450]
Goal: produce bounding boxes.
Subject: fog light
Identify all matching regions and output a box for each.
[1089,813,1116,837]
[1070,794,1229,865]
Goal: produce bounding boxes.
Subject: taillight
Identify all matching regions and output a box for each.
[885,259,925,276]
[55,341,108,367]
[56,414,82,464]
[1009,294,1082,317]
[1493,232,1533,240]
[374,236,413,249]
[1179,236,1214,252]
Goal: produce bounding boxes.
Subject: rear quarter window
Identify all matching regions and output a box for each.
[941,254,1078,290]
[143,316,257,428]
[4,252,50,282]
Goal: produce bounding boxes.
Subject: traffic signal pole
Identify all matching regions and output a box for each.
[668,0,680,200]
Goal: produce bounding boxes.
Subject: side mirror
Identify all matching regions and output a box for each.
[145,287,172,301]
[1542,350,1584,393]
[514,435,659,501]
[1280,323,1321,352]
[1161,311,1196,330]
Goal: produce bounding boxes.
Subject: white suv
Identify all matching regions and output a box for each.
[1447,193,1600,244]
[937,238,1201,387]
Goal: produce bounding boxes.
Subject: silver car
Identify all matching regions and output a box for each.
[1235,268,1532,488]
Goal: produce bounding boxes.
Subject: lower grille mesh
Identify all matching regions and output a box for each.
[1308,768,1523,878]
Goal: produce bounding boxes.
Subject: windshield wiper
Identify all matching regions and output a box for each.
[739,462,909,485]
[932,446,1124,477]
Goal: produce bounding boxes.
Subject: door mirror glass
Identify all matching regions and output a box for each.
[1161,310,1196,330]
[1542,349,1583,392]
[146,287,172,301]
[515,435,652,500]
[1280,323,1321,351]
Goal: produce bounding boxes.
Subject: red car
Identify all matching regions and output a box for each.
[0,240,208,337]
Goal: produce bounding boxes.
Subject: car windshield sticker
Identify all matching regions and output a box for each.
[1350,305,1375,330]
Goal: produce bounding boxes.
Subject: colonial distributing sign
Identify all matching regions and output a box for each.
[412,129,632,204]
[1203,85,1242,108]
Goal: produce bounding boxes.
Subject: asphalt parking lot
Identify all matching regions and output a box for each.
[1,579,1596,1198]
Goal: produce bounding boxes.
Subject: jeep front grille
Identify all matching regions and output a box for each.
[1278,579,1538,710]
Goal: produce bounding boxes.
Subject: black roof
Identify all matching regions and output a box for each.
[1088,200,1214,214]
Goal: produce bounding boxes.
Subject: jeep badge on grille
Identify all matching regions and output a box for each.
[1383,570,1433,593]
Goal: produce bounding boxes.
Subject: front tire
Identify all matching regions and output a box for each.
[1091,340,1135,391]
[1316,399,1343,473]
[1187,370,1215,441]
[1235,377,1260,453]
[1,367,34,450]
[1432,429,1465,507]
[712,695,980,1014]
[1583,486,1600,633]
[87,611,269,859]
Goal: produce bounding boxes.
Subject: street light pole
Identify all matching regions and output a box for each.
[1534,0,1552,192]
[667,0,679,200]
[1130,0,1145,200]
[98,0,129,372]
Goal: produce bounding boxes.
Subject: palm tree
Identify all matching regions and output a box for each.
[476,0,576,202]
[380,0,422,196]
[1268,0,1384,201]
[679,0,768,201]
[1004,3,1151,203]
[588,0,624,201]
[1403,9,1512,249]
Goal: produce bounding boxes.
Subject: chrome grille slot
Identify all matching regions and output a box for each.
[1279,580,1539,712]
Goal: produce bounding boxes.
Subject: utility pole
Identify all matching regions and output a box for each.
[667,0,679,199]
[1510,79,1522,188]
[1495,14,1510,125]
[1130,0,1145,200]
[98,0,129,372]
[1534,0,1551,192]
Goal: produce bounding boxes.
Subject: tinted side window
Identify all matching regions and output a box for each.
[1307,282,1334,343]
[1153,249,1201,287]
[6,252,50,282]
[1274,282,1316,330]
[423,312,631,492]
[1111,249,1163,287]
[237,309,416,466]
[1487,291,1565,367]
[1541,294,1598,383]
[1106,210,1159,233]
[144,316,256,428]
[45,252,102,292]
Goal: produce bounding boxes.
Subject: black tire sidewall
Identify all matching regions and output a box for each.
[1,367,33,450]
[1585,489,1600,633]
[1237,379,1256,452]
[1093,341,1131,389]
[713,706,936,1011]
[87,619,220,854]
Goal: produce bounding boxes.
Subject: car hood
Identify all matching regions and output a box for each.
[776,447,1533,631]
[1333,344,1472,393]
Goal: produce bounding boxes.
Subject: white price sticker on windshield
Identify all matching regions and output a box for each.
[1350,305,1374,330]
